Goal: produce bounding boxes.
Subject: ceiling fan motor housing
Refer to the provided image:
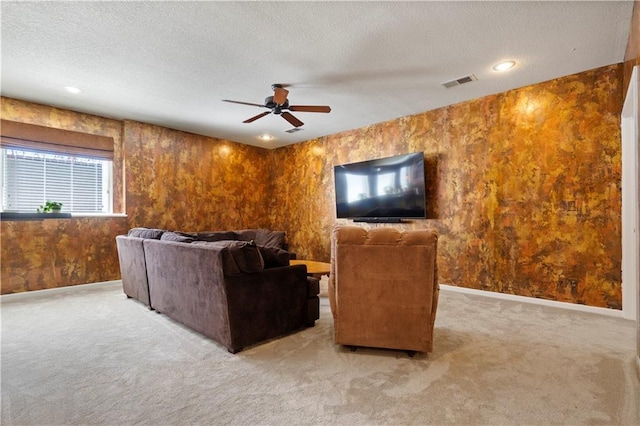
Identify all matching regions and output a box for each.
[265,96,276,108]
[265,96,289,109]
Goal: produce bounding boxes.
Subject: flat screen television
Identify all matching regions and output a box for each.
[334,151,426,222]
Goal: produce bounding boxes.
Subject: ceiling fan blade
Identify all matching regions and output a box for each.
[273,87,289,105]
[281,112,304,127]
[289,105,331,113]
[243,111,271,123]
[223,99,265,108]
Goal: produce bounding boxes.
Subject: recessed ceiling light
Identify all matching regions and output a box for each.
[259,134,273,141]
[492,61,516,72]
[65,86,81,94]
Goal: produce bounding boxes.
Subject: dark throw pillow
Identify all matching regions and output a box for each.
[160,231,196,243]
[128,227,166,239]
[258,246,291,268]
[237,240,265,273]
[204,240,265,274]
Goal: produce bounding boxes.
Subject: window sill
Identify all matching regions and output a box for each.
[70,213,127,218]
[1,212,127,221]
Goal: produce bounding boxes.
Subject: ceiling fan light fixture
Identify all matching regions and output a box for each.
[65,86,81,94]
[493,60,516,72]
[259,134,274,141]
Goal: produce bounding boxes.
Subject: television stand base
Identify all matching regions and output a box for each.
[352,218,406,223]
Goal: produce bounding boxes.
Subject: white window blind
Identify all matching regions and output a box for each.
[2,148,112,213]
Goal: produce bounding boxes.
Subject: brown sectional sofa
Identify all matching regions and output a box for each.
[116,228,319,353]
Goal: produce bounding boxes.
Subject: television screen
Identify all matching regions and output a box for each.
[334,152,426,220]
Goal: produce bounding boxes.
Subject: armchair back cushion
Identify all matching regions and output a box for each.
[329,226,439,353]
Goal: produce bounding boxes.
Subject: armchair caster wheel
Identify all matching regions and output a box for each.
[407,351,416,358]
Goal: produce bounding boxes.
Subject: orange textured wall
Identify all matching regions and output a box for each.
[1,218,128,293]
[270,64,623,309]
[0,65,624,308]
[0,104,272,294]
[123,120,272,231]
[1,98,128,293]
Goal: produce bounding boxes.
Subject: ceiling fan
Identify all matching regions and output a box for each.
[223,84,331,128]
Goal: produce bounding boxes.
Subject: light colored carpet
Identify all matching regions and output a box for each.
[1,282,638,425]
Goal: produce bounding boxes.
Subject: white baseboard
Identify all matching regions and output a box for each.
[440,284,626,319]
[1,280,121,302]
[1,280,628,321]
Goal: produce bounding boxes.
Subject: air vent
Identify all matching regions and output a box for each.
[441,74,477,88]
[285,128,304,134]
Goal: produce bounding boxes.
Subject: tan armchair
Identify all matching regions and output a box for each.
[329,226,439,354]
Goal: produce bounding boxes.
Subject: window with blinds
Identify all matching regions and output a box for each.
[1,149,112,213]
[0,120,115,214]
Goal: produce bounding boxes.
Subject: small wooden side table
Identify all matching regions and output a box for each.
[290,259,331,279]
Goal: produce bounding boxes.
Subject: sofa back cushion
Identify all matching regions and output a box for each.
[234,229,257,242]
[195,231,236,242]
[255,230,286,249]
[235,229,286,249]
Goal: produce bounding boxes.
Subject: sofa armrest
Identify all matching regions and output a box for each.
[143,239,233,349]
[306,276,320,326]
[116,235,151,308]
[224,264,309,350]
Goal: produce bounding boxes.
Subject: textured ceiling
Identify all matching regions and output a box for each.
[1,1,634,149]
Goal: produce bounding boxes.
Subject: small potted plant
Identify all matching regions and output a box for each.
[37,200,63,213]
